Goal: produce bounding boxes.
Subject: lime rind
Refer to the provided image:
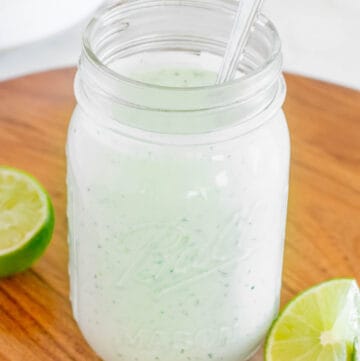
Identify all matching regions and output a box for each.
[265,278,360,361]
[353,337,360,361]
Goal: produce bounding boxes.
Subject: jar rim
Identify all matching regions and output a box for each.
[76,0,286,143]
[83,0,282,92]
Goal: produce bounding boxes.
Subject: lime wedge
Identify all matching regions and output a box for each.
[0,166,54,277]
[354,337,360,361]
[265,279,360,361]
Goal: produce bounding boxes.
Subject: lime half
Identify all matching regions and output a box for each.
[0,166,54,277]
[265,279,360,361]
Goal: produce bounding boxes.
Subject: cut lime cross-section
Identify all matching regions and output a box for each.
[265,278,360,361]
[0,166,54,277]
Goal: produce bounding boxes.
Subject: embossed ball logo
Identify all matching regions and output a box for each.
[116,204,263,294]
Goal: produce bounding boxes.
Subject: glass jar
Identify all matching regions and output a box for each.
[66,1,290,361]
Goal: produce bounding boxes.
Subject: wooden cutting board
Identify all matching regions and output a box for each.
[0,68,359,361]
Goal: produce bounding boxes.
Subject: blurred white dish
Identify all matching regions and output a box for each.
[264,0,360,89]
[0,0,104,50]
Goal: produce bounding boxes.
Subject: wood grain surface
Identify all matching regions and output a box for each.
[0,68,359,360]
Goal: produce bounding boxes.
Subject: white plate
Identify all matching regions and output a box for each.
[0,0,104,50]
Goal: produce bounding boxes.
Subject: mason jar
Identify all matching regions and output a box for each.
[66,1,290,360]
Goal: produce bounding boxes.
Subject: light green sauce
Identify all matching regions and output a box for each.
[131,68,217,87]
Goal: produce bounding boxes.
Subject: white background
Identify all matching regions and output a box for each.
[0,0,359,89]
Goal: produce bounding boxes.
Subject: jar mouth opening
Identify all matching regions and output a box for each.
[76,0,285,141]
[83,0,282,92]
